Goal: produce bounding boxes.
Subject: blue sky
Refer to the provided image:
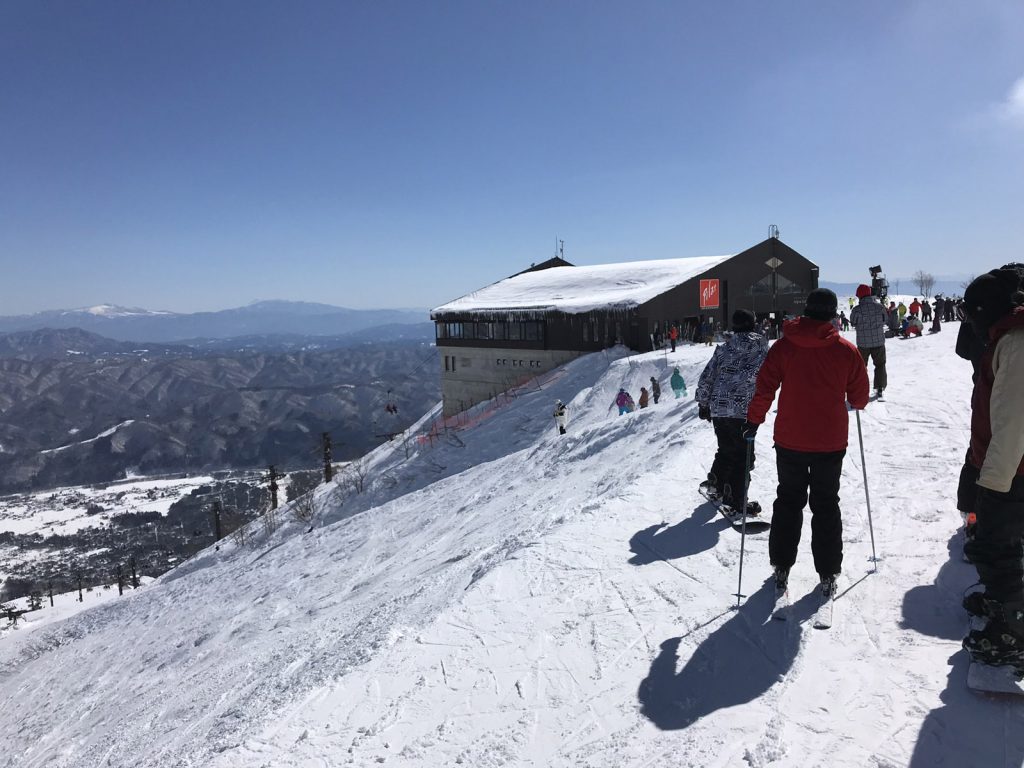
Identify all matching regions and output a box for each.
[2,1,1022,315]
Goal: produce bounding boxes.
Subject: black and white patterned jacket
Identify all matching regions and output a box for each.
[695,331,769,419]
[849,296,888,349]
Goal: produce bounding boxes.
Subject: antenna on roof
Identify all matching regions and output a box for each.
[559,239,565,259]
[769,224,780,239]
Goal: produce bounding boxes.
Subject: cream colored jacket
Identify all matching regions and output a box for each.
[980,327,1024,493]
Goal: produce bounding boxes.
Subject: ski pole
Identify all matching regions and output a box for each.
[855,410,878,570]
[735,435,754,608]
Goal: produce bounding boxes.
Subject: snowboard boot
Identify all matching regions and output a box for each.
[819,574,838,600]
[963,591,1001,621]
[773,566,789,592]
[963,619,1024,667]
[699,474,722,502]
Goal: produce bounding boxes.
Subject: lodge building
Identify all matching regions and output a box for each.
[431,235,818,416]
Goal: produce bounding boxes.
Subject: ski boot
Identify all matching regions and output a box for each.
[819,574,838,600]
[773,566,789,592]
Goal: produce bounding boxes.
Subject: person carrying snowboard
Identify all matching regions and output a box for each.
[695,309,768,514]
[553,400,568,435]
[745,289,869,601]
[960,269,1024,668]
[850,283,888,398]
[650,376,661,404]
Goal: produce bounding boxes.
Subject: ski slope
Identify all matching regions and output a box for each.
[1,323,1020,768]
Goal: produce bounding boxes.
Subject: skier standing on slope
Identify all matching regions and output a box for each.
[639,387,650,409]
[695,309,768,513]
[745,289,870,601]
[649,377,661,404]
[850,284,889,398]
[553,400,568,435]
[960,269,1024,666]
[613,388,631,415]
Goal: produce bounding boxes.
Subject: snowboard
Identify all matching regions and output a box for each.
[698,487,771,532]
[967,662,1024,696]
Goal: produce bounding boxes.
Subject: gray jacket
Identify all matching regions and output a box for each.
[850,296,888,349]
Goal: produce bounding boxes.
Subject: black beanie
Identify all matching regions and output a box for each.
[731,308,756,332]
[963,269,1024,330]
[803,288,838,321]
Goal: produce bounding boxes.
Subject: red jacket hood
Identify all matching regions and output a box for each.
[782,317,839,348]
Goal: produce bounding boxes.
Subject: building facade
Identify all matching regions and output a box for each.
[431,236,817,415]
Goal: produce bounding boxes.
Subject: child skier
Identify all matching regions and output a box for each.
[650,376,661,404]
[638,387,650,409]
[695,309,768,514]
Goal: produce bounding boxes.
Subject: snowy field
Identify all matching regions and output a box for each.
[1,321,1018,768]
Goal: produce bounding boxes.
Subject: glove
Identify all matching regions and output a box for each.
[742,421,759,439]
[698,404,712,421]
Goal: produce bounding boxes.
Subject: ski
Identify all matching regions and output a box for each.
[967,662,1024,697]
[812,596,834,629]
[772,586,791,621]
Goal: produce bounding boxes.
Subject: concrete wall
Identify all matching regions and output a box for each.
[438,346,586,416]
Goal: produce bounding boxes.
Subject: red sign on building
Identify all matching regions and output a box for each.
[699,279,720,309]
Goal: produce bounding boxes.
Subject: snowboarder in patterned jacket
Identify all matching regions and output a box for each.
[670,367,686,398]
[650,377,661,404]
[960,268,1024,667]
[695,309,768,513]
[746,289,869,602]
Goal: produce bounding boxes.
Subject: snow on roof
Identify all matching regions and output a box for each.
[432,254,734,317]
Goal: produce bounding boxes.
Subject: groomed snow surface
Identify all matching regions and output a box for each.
[2,324,1021,768]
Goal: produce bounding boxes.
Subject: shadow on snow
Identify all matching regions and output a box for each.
[637,579,817,731]
[627,502,729,566]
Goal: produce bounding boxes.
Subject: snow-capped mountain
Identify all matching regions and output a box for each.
[0,325,1015,767]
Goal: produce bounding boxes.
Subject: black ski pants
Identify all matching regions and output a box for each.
[964,475,1024,604]
[769,446,846,577]
[709,417,754,505]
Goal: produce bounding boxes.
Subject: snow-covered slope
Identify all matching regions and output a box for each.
[2,325,1021,768]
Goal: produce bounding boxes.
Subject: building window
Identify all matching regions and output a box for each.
[492,322,508,340]
[509,323,522,341]
[524,321,541,341]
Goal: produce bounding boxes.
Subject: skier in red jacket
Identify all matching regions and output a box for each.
[745,288,870,600]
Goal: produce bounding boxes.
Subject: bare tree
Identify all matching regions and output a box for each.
[343,458,368,494]
[913,270,936,297]
[291,492,316,524]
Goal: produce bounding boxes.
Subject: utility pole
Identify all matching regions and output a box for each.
[77,572,83,603]
[212,501,223,542]
[48,582,53,608]
[116,565,124,596]
[322,432,333,483]
[130,555,139,588]
[267,465,279,509]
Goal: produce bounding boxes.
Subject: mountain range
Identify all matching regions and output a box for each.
[0,300,431,342]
